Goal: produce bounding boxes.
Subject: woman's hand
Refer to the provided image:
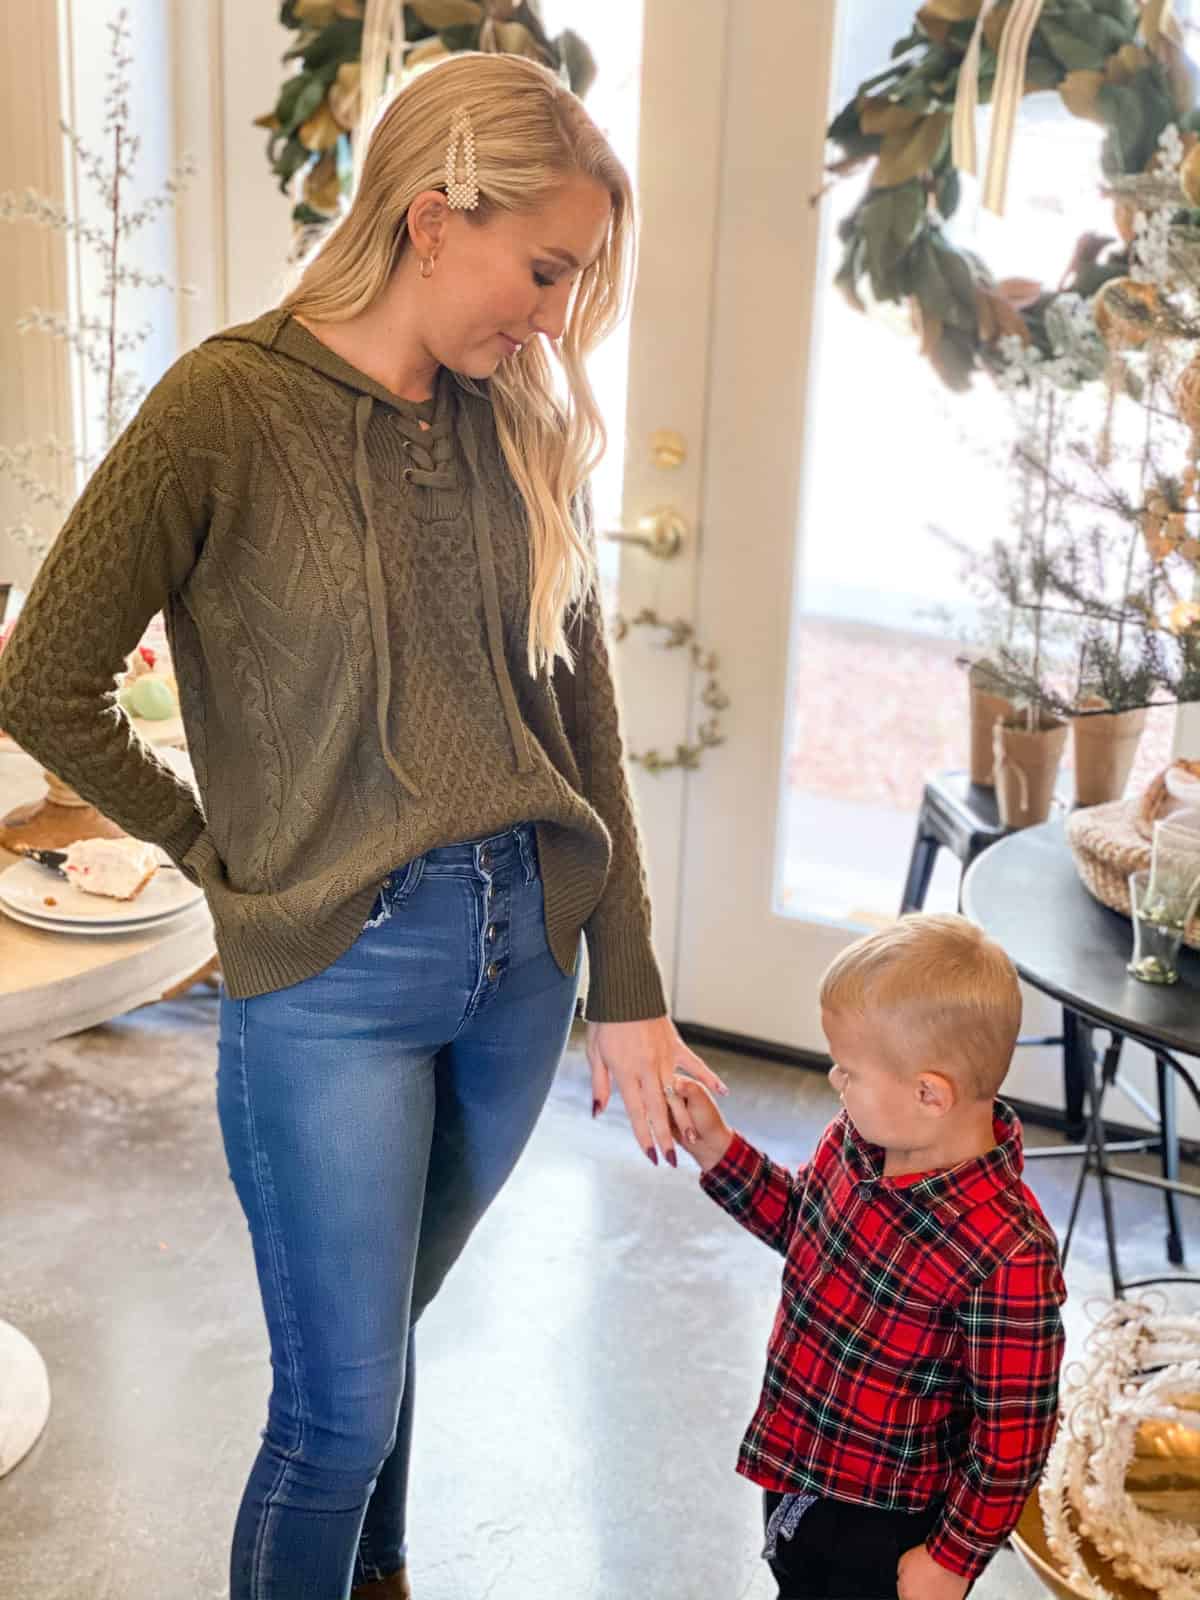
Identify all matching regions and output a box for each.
[586,1016,727,1167]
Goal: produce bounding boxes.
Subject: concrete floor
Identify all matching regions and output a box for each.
[0,994,1196,1599]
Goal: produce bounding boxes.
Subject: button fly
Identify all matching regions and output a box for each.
[486,961,500,982]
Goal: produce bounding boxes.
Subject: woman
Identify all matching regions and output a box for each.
[0,51,725,1600]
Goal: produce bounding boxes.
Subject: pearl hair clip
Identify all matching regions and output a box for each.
[445,108,479,210]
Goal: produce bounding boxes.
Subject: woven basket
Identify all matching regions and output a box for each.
[1067,800,1200,951]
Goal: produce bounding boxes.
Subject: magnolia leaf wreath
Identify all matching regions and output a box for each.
[257,0,597,229]
[825,0,1200,389]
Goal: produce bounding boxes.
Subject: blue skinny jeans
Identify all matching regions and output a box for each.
[216,824,580,1598]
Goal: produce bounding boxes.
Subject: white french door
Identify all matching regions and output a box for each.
[611,0,849,1053]
[618,0,1199,1109]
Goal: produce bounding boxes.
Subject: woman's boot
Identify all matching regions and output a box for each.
[351,1569,411,1599]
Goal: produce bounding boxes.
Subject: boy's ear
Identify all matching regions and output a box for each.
[915,1071,956,1116]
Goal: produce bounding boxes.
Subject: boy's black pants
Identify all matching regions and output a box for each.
[762,1491,952,1599]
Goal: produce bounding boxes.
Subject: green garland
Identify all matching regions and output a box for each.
[257,1,598,229]
[826,0,1200,388]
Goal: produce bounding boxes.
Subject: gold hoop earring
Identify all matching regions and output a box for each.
[419,255,435,279]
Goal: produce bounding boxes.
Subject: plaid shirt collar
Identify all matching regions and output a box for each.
[836,1099,1025,1225]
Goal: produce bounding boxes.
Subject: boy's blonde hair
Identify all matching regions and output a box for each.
[819,914,1021,1101]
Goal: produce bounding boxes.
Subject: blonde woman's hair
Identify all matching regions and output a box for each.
[280,52,635,674]
[819,914,1022,1100]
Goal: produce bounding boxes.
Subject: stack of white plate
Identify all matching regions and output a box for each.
[0,855,205,937]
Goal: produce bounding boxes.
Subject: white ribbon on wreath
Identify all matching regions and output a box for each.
[355,0,407,184]
[952,0,1185,216]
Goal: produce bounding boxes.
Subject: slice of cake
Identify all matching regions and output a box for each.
[62,838,161,901]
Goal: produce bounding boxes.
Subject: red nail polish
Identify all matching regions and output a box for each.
[645,1146,658,1166]
[592,1098,601,1118]
[665,1149,678,1168]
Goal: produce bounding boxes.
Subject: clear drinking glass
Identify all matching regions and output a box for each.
[1127,869,1194,986]
[1149,812,1200,905]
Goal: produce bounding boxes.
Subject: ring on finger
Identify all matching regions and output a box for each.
[663,1082,676,1100]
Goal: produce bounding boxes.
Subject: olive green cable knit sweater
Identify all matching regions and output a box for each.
[0,310,667,1021]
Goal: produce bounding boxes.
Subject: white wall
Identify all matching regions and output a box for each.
[170,0,295,341]
[200,0,295,329]
[165,0,294,345]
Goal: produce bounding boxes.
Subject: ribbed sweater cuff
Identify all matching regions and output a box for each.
[582,925,668,1023]
[162,812,208,882]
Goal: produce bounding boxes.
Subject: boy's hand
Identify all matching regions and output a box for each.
[667,1074,733,1172]
[897,1544,970,1600]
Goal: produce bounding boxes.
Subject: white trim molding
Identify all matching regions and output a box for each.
[0,0,73,591]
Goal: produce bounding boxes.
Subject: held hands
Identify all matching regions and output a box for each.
[586,1016,728,1168]
[665,1073,734,1172]
[897,1544,971,1600]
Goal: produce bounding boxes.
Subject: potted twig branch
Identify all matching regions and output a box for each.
[989,381,1072,828]
[992,689,1071,832]
[1071,651,1154,807]
[967,659,1015,788]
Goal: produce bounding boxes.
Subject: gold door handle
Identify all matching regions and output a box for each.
[602,506,687,560]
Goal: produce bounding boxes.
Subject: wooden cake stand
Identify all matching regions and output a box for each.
[0,714,186,853]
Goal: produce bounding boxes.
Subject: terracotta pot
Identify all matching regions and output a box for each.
[968,664,1015,787]
[1072,699,1148,807]
[993,715,1069,829]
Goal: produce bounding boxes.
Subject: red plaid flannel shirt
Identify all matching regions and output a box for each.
[701,1100,1065,1580]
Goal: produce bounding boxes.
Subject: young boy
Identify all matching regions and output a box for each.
[671,914,1066,1600]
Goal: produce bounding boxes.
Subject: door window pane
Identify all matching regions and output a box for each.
[779,5,1181,925]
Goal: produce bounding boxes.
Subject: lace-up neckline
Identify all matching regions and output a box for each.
[275,315,530,794]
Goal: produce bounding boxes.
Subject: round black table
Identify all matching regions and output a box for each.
[962,820,1199,1296]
